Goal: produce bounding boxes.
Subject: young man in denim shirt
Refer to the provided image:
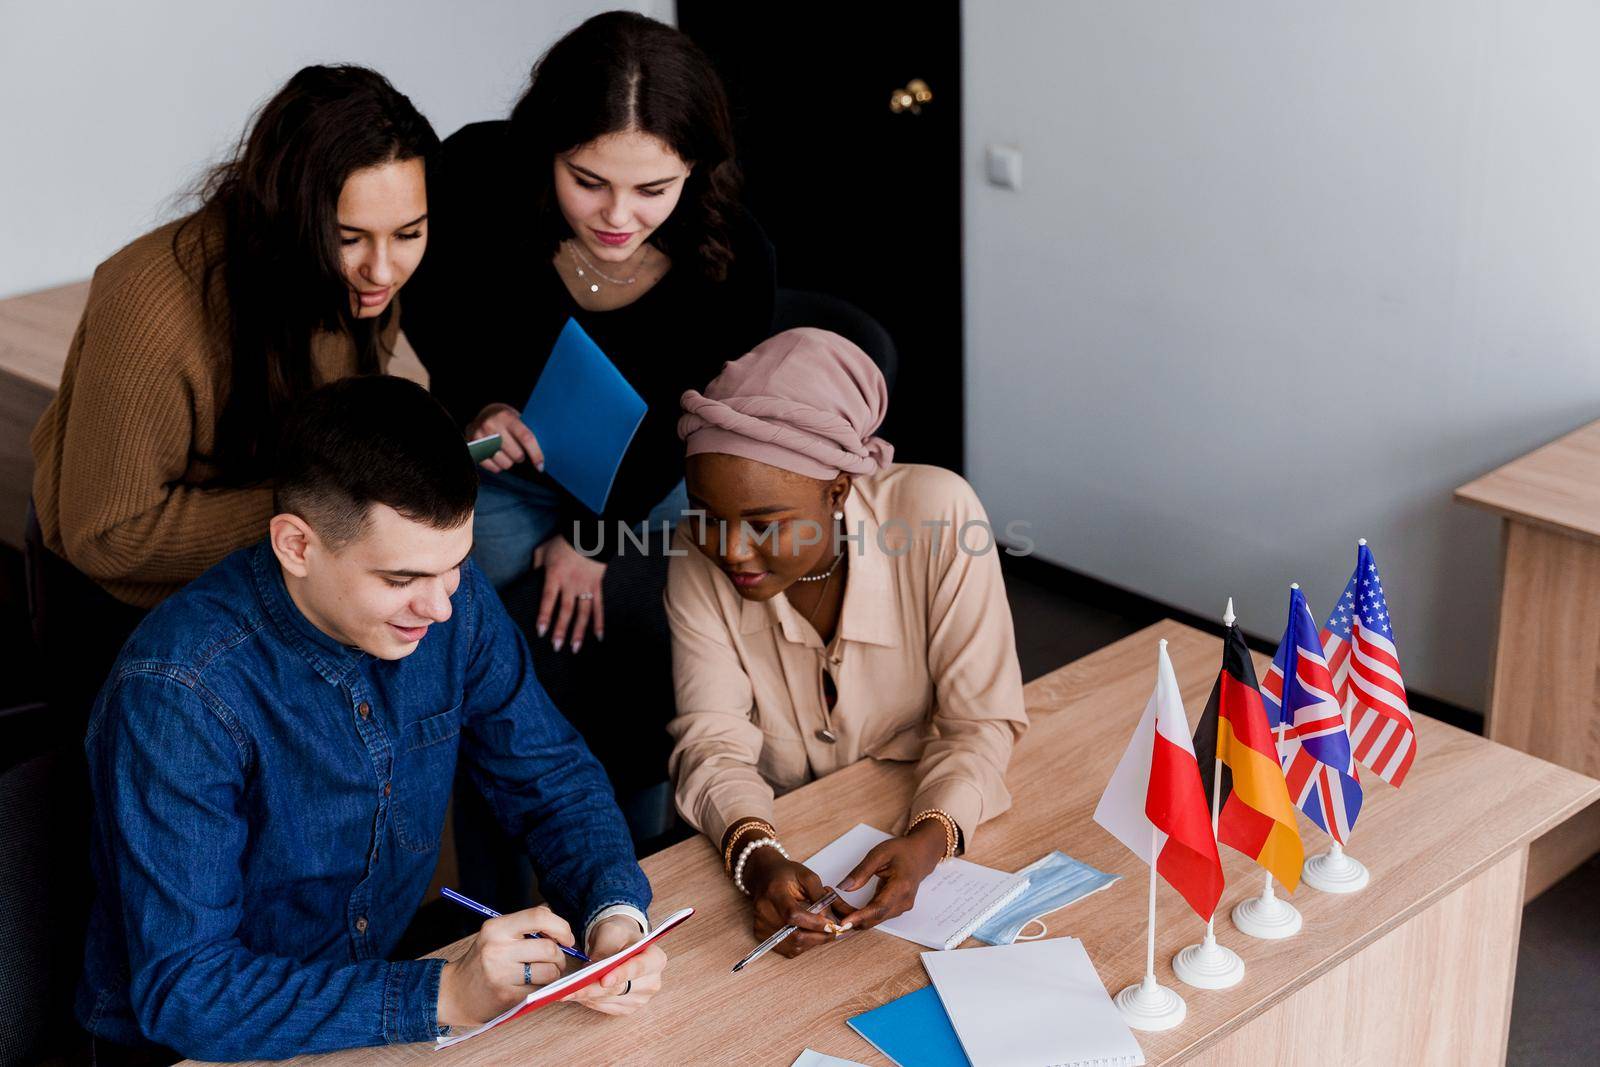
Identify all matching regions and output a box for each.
[77,377,666,1063]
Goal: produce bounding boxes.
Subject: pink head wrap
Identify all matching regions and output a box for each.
[677,328,895,480]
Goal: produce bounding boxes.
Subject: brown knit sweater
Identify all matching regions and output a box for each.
[30,214,395,609]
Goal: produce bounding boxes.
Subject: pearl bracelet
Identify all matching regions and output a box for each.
[723,819,776,873]
[732,836,789,895]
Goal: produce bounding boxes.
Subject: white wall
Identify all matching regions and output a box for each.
[964,0,1600,710]
[0,0,671,299]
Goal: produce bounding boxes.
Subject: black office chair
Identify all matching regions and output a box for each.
[772,287,899,396]
[14,503,142,1067]
[24,502,146,740]
[0,700,90,1067]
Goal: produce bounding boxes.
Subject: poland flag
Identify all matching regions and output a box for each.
[1093,639,1225,921]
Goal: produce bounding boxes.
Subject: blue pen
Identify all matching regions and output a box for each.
[441,887,591,962]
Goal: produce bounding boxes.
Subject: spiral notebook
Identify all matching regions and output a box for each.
[920,938,1145,1067]
[803,824,1030,950]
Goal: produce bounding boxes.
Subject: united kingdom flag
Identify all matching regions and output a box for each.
[1260,585,1364,843]
[1319,542,1416,786]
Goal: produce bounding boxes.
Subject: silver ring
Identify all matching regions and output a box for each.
[523,962,532,986]
[621,980,632,996]
[577,592,594,601]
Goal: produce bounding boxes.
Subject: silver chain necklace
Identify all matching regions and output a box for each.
[566,241,647,292]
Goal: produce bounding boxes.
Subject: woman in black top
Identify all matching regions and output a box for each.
[403,11,774,656]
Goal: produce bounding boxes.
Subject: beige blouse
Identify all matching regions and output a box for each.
[665,463,1029,849]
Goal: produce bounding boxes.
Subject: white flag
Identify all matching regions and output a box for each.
[1093,640,1189,865]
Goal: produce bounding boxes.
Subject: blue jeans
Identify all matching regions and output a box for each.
[471,470,690,588]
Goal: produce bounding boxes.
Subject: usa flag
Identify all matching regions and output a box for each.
[1261,586,1364,843]
[1320,542,1416,786]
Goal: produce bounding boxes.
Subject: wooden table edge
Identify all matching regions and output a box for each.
[1452,485,1600,545]
[1160,779,1600,1063]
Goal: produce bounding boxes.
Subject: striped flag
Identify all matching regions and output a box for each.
[1261,587,1364,843]
[1320,542,1416,786]
[1094,640,1225,921]
[1192,621,1304,891]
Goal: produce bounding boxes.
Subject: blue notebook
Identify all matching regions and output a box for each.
[847,986,969,1067]
[521,318,647,514]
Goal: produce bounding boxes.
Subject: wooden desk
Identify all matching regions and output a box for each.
[1456,418,1600,897]
[208,621,1599,1067]
[0,282,88,548]
[0,280,429,550]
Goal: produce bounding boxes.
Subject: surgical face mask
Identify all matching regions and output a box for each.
[971,851,1121,946]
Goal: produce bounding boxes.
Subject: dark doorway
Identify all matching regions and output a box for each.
[678,2,964,471]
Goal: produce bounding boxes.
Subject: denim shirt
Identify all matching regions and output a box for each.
[76,542,650,1060]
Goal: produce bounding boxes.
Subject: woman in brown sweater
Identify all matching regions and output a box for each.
[30,64,438,614]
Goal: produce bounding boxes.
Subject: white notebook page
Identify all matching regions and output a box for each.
[920,937,1145,1067]
[804,823,1029,950]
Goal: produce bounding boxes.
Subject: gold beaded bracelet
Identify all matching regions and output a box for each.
[723,819,777,873]
[909,809,960,861]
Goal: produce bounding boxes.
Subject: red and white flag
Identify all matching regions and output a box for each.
[1094,640,1225,921]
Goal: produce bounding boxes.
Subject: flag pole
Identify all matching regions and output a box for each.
[1116,814,1187,1029]
[1300,553,1373,895]
[1207,757,1223,945]
[1111,640,1187,1031]
[1146,825,1158,982]
[1232,586,1305,941]
[1173,601,1245,988]
[1265,712,1287,903]
[1206,599,1231,943]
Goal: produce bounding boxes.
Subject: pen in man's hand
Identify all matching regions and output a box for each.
[441,887,591,962]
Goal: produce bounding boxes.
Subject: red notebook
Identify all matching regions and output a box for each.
[435,907,694,1049]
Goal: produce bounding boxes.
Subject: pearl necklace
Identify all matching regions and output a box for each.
[566,241,647,293]
[794,552,844,583]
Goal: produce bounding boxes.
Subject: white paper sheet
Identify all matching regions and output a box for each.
[920,937,1145,1067]
[804,824,1029,950]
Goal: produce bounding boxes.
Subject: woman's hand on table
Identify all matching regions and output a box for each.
[533,534,605,652]
[834,820,948,931]
[741,848,853,958]
[467,403,544,473]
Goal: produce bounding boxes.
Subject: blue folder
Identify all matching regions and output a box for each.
[847,986,970,1067]
[521,318,647,514]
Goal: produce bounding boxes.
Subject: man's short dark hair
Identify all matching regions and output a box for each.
[274,376,477,548]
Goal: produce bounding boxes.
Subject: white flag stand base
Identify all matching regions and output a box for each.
[1302,843,1369,894]
[1114,974,1187,1031]
[1172,932,1245,989]
[1232,890,1303,940]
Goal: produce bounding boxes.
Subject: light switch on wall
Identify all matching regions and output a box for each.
[986,144,1022,190]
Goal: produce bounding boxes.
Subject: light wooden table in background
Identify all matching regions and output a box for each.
[0,281,88,548]
[0,280,428,550]
[203,621,1599,1067]
[1457,418,1600,898]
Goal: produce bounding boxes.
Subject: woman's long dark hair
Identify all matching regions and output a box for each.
[509,11,741,282]
[177,64,439,486]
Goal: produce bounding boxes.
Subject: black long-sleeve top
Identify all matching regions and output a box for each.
[403,121,776,559]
